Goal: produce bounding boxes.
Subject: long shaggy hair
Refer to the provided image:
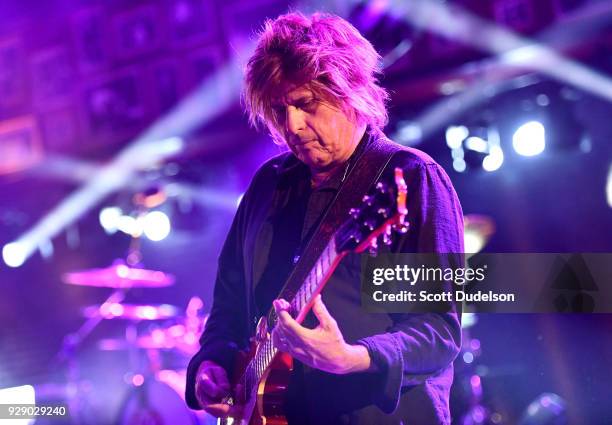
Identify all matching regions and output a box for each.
[244,12,389,145]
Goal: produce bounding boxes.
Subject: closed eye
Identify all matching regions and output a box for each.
[296,98,317,111]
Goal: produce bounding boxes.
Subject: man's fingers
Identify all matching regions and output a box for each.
[273,299,309,337]
[312,294,336,330]
[274,298,291,310]
[197,377,220,401]
[272,327,290,352]
[203,402,243,418]
[208,365,230,391]
[197,373,227,401]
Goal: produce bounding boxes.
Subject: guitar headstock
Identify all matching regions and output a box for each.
[336,167,409,255]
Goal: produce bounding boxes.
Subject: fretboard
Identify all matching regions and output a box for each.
[238,237,343,399]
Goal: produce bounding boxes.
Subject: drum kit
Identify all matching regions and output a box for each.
[44,212,499,424]
[53,259,215,425]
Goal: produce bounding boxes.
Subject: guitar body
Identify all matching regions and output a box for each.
[219,320,293,425]
[252,350,292,425]
[218,168,408,425]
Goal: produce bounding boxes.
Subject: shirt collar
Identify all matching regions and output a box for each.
[276,129,373,190]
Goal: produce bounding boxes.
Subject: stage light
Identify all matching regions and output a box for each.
[464,232,484,254]
[142,211,171,242]
[464,214,495,256]
[453,158,467,173]
[482,146,504,172]
[464,136,488,153]
[520,393,567,425]
[445,125,469,149]
[512,121,545,156]
[131,374,145,387]
[396,121,423,145]
[462,352,474,364]
[2,48,249,266]
[99,207,123,234]
[117,215,141,238]
[2,242,28,268]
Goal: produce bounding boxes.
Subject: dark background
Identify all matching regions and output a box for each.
[0,0,611,423]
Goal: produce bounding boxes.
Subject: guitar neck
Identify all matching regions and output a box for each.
[226,168,408,423]
[237,236,346,397]
[290,236,346,322]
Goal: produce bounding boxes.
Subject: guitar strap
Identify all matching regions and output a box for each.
[270,132,402,313]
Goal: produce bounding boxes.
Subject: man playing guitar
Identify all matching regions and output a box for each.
[185,12,464,425]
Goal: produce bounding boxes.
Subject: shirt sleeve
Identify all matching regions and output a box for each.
[357,160,464,414]
[185,186,251,410]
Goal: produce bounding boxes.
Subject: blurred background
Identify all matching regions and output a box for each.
[0,0,611,424]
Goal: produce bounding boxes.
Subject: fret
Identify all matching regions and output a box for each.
[260,353,264,379]
[290,297,298,314]
[239,235,350,407]
[326,240,336,267]
[320,246,326,269]
[293,289,300,311]
[308,274,316,295]
[306,272,314,297]
[246,367,253,394]
[261,348,266,370]
[293,290,300,311]
[300,288,306,309]
[304,278,312,297]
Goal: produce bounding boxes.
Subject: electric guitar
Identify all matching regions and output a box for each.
[219,167,409,425]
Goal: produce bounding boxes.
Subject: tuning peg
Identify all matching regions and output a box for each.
[368,238,378,256]
[393,223,410,234]
[376,207,390,218]
[382,225,393,245]
[362,195,374,206]
[375,182,388,193]
[364,219,376,231]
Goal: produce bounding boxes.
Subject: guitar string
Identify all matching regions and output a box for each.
[238,239,339,401]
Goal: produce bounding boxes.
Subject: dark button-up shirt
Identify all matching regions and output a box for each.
[186,134,464,425]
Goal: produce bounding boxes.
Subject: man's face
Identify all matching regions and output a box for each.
[271,84,362,173]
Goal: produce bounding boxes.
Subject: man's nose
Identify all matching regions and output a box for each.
[286,106,305,136]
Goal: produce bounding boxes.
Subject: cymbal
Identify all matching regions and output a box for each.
[97,337,170,351]
[82,303,179,321]
[96,322,204,354]
[63,262,175,288]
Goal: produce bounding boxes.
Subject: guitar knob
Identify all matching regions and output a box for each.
[362,195,374,206]
[377,207,390,218]
[349,208,360,219]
